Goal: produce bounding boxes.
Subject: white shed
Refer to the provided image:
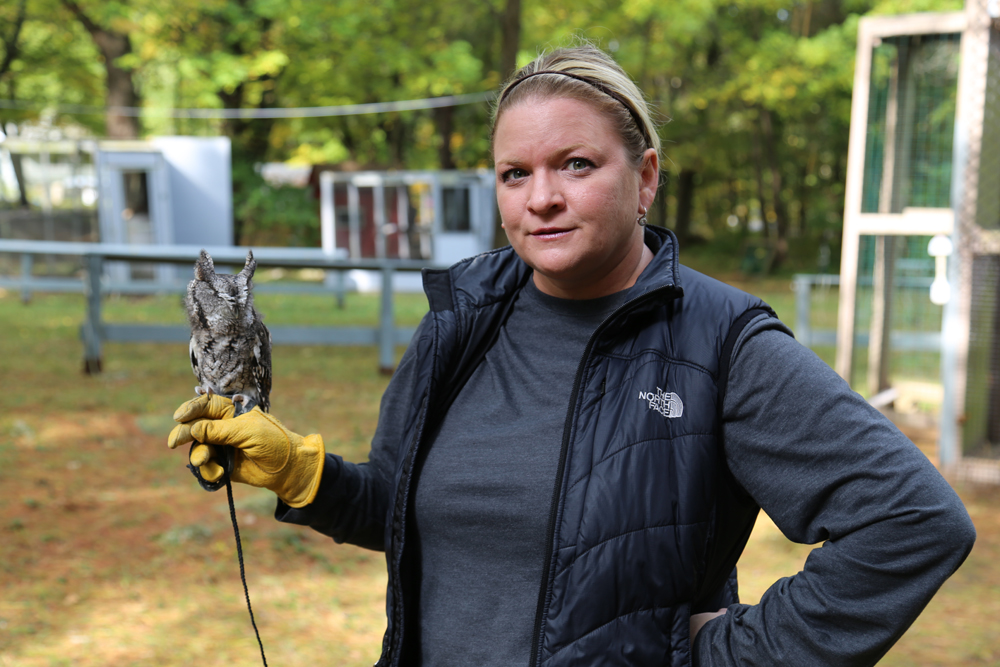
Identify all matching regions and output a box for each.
[95,136,232,282]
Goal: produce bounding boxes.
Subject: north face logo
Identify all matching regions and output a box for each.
[638,387,684,418]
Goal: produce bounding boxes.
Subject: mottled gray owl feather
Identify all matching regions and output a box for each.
[185,249,272,415]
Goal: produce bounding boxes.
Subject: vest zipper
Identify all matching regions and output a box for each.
[528,284,681,666]
[379,392,430,667]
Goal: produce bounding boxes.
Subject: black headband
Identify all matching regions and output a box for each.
[498,70,651,149]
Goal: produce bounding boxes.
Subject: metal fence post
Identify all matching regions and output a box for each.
[794,275,812,348]
[379,265,395,375]
[82,253,104,374]
[20,253,33,304]
[336,270,346,310]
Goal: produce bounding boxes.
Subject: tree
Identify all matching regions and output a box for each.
[6,0,965,265]
[61,0,141,139]
[500,0,521,81]
[521,0,859,271]
[0,0,30,206]
[154,0,291,242]
[0,0,27,84]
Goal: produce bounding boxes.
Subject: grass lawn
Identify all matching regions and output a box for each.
[0,279,996,665]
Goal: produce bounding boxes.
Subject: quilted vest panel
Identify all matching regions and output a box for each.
[536,267,767,667]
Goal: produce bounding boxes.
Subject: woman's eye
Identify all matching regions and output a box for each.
[503,168,528,182]
[568,158,591,171]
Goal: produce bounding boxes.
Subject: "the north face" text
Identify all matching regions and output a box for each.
[638,387,684,418]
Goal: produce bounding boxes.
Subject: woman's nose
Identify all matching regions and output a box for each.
[527,171,566,215]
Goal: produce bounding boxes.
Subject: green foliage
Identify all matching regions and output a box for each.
[0,0,105,133]
[233,165,319,247]
[0,0,972,262]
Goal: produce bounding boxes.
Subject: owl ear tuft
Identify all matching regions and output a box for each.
[194,250,215,281]
[238,250,257,282]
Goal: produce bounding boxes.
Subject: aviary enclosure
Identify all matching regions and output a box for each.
[835,0,1000,482]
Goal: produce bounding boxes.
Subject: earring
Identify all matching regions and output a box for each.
[637,206,648,227]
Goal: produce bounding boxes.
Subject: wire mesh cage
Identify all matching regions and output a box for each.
[838,2,1000,482]
[963,256,1000,458]
[837,12,962,402]
[861,34,960,215]
[851,235,943,393]
[940,2,1000,481]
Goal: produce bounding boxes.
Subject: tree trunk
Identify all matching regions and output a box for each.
[7,146,30,208]
[62,0,140,139]
[219,78,278,162]
[750,131,769,235]
[492,0,522,249]
[727,179,745,232]
[653,169,668,228]
[758,107,789,270]
[675,169,696,244]
[500,0,521,81]
[434,105,456,170]
[796,160,809,237]
[0,0,28,206]
[218,69,280,245]
[389,115,407,169]
[0,0,27,80]
[637,18,655,91]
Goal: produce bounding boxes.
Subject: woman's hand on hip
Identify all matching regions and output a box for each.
[690,608,728,642]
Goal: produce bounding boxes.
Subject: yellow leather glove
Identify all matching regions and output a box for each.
[168,394,325,508]
[170,394,236,484]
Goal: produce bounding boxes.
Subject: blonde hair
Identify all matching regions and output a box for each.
[491,44,660,165]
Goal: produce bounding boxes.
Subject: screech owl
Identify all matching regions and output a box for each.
[185,249,272,417]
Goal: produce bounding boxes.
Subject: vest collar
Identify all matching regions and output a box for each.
[422,225,683,313]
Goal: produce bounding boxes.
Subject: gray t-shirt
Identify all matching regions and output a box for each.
[411,278,629,665]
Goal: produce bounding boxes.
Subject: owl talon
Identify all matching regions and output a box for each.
[231,393,255,416]
[195,386,207,396]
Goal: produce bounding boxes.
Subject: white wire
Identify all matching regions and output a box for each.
[0,91,494,119]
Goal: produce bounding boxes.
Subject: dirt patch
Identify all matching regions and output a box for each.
[0,410,387,666]
[1,410,996,665]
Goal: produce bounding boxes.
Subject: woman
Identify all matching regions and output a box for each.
[169,44,975,666]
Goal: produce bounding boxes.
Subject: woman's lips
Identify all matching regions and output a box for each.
[531,227,573,239]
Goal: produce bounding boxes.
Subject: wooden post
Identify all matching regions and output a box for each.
[348,183,361,259]
[19,253,32,304]
[374,181,387,259]
[396,185,411,260]
[82,253,104,374]
[378,265,395,375]
[866,38,913,398]
[836,19,877,382]
[794,275,812,347]
[867,236,896,395]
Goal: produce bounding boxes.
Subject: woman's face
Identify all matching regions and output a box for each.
[493,96,658,299]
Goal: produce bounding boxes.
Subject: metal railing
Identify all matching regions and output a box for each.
[0,239,437,374]
[793,273,941,351]
[0,248,356,304]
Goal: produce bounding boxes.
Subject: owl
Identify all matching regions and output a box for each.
[185,249,272,417]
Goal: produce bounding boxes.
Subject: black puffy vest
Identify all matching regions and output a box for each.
[377,227,771,667]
